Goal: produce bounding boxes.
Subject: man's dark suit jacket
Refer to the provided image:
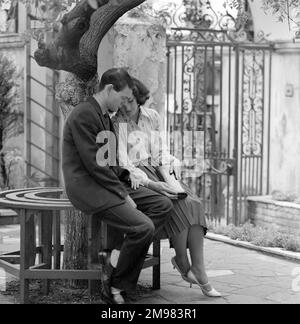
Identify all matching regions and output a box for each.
[62,97,129,214]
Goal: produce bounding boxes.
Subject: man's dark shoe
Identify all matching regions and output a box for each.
[99,251,125,304]
[99,251,113,298]
[111,287,125,304]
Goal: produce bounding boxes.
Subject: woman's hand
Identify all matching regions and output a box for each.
[169,157,182,180]
[130,173,141,190]
[148,181,178,198]
[129,168,149,190]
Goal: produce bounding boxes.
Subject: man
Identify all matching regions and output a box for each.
[62,68,173,304]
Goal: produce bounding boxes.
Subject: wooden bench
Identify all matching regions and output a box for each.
[0,187,162,304]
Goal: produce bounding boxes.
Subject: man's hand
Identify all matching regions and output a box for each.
[125,195,137,209]
[169,158,182,180]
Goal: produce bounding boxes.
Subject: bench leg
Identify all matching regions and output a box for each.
[88,215,102,296]
[39,211,53,295]
[20,276,29,304]
[20,209,35,304]
[53,211,61,270]
[152,239,161,290]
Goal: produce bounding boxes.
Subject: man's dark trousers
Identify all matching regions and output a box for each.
[95,185,173,292]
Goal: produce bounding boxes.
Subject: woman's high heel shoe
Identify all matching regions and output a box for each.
[186,269,222,298]
[171,257,197,284]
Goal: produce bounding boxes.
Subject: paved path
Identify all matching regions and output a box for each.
[1,225,300,304]
[137,240,300,304]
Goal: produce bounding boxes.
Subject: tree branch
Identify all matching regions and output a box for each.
[80,0,146,69]
[34,0,146,81]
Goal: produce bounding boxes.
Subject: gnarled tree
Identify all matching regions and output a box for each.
[34,0,146,81]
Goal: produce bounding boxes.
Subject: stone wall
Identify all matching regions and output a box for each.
[248,196,300,236]
[98,15,167,117]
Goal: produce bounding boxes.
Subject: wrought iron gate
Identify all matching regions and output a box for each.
[166,28,273,225]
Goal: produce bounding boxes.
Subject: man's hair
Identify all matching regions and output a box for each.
[99,68,134,92]
[132,78,150,106]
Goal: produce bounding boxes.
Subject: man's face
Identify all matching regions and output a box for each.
[107,86,134,113]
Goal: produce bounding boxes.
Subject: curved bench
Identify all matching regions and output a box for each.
[0,187,161,304]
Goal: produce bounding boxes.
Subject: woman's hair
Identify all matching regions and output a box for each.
[99,68,134,92]
[132,77,150,106]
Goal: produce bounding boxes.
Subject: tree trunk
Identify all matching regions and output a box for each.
[57,74,97,286]
[63,210,89,281]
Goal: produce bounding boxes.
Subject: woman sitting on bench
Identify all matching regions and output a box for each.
[112,78,221,298]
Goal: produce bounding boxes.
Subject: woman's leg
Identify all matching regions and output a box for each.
[188,225,209,284]
[171,229,190,274]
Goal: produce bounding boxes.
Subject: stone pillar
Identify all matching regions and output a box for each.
[98,15,167,117]
[269,43,300,195]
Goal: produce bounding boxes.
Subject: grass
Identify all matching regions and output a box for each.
[209,222,300,253]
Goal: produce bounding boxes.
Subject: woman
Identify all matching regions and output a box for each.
[112,78,221,298]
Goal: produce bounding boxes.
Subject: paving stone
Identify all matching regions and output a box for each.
[207,282,241,295]
[212,275,261,287]
[265,292,300,304]
[207,270,234,278]
[230,285,282,298]
[224,294,272,304]
[155,284,208,304]
[188,298,229,304]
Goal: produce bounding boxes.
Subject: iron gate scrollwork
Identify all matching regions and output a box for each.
[166,28,273,225]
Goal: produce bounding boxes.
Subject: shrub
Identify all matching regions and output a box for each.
[0,53,16,189]
[210,222,300,253]
[0,53,16,129]
[271,190,300,204]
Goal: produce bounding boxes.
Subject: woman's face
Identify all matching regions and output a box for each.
[121,96,139,118]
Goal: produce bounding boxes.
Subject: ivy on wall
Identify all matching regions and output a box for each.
[0,53,16,189]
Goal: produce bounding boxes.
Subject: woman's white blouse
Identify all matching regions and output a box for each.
[112,106,174,182]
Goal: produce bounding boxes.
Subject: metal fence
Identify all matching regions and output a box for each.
[166,28,273,225]
[25,44,60,187]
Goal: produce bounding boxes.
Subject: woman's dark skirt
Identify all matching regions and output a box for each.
[138,165,208,240]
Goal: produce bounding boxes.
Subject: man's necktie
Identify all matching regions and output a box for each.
[103,113,110,130]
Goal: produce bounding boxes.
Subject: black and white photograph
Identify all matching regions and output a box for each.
[0,0,300,307]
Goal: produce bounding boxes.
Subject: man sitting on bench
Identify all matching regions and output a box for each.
[62,68,175,304]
